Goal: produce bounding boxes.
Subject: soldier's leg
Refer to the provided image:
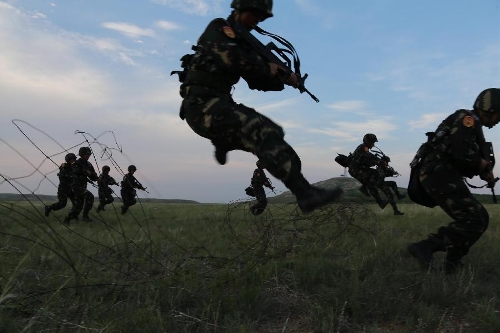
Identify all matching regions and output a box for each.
[96,190,106,212]
[409,172,488,271]
[82,190,94,221]
[377,179,403,215]
[46,188,68,216]
[386,180,406,199]
[67,187,85,223]
[250,187,267,215]
[365,170,388,209]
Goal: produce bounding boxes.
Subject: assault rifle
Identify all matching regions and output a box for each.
[482,142,499,203]
[233,24,319,103]
[372,147,400,178]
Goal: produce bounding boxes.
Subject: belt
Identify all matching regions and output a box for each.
[184,71,233,95]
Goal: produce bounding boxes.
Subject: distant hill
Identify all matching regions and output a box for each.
[0,193,199,204]
[267,176,496,205]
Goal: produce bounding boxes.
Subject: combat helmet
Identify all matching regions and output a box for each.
[128,165,137,172]
[102,165,111,172]
[78,146,92,156]
[256,160,264,169]
[65,153,77,163]
[363,133,378,145]
[231,0,273,21]
[473,88,500,114]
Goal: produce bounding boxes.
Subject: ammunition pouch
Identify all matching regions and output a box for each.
[245,186,255,197]
[184,71,233,95]
[407,163,437,208]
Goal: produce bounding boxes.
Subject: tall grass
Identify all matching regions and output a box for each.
[0,201,499,332]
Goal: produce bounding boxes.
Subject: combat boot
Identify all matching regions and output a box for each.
[443,247,465,274]
[63,216,71,225]
[96,205,104,213]
[44,205,51,217]
[214,146,229,165]
[396,193,407,200]
[394,210,405,216]
[358,185,370,197]
[82,216,93,222]
[297,186,344,214]
[407,241,434,270]
[377,199,389,210]
[121,205,128,215]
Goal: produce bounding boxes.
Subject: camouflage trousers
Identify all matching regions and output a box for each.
[98,188,114,207]
[48,186,75,211]
[121,189,137,212]
[384,180,401,197]
[419,170,489,260]
[250,186,268,215]
[349,167,394,203]
[68,184,94,219]
[181,92,310,194]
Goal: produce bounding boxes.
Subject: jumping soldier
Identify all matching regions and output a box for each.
[44,153,76,217]
[64,147,98,224]
[175,0,342,214]
[246,160,275,215]
[120,165,146,215]
[348,134,404,215]
[96,165,119,213]
[408,88,499,273]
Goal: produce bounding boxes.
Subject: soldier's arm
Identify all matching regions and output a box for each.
[450,115,482,176]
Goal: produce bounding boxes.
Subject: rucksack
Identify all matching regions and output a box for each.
[335,153,352,168]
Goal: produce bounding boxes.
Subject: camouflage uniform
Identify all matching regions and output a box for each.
[248,166,274,215]
[348,144,389,205]
[96,173,118,211]
[67,157,98,221]
[409,109,490,271]
[120,173,144,214]
[177,6,342,213]
[46,162,75,213]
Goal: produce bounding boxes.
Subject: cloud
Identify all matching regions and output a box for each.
[306,117,398,142]
[155,20,182,31]
[326,100,369,115]
[408,113,448,130]
[101,22,155,39]
[151,0,224,16]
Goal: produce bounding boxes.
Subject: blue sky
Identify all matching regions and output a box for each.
[0,0,499,203]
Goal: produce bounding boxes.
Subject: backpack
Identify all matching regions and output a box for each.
[335,153,352,168]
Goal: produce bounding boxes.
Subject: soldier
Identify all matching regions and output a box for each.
[407,88,499,273]
[64,147,98,224]
[378,155,407,200]
[348,134,404,215]
[176,0,342,214]
[246,160,275,215]
[44,153,76,217]
[96,165,119,213]
[120,165,146,215]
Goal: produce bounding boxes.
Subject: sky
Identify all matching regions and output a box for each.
[0,0,499,203]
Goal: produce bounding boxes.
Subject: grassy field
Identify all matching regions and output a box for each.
[0,200,499,332]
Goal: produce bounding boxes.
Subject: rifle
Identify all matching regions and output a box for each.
[233,24,319,103]
[372,147,400,178]
[482,142,499,203]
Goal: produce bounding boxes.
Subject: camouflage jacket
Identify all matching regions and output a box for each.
[57,162,73,190]
[98,174,118,191]
[179,16,283,103]
[121,173,144,192]
[421,109,485,178]
[349,144,379,170]
[251,168,272,188]
[71,158,98,187]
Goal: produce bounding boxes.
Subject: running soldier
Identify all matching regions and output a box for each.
[96,165,119,212]
[120,165,146,215]
[64,147,98,224]
[45,153,76,217]
[245,160,275,215]
[408,88,499,273]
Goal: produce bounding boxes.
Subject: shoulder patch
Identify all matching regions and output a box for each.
[364,147,369,152]
[222,26,235,38]
[463,115,475,128]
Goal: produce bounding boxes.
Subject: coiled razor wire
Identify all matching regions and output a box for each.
[0,119,381,331]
